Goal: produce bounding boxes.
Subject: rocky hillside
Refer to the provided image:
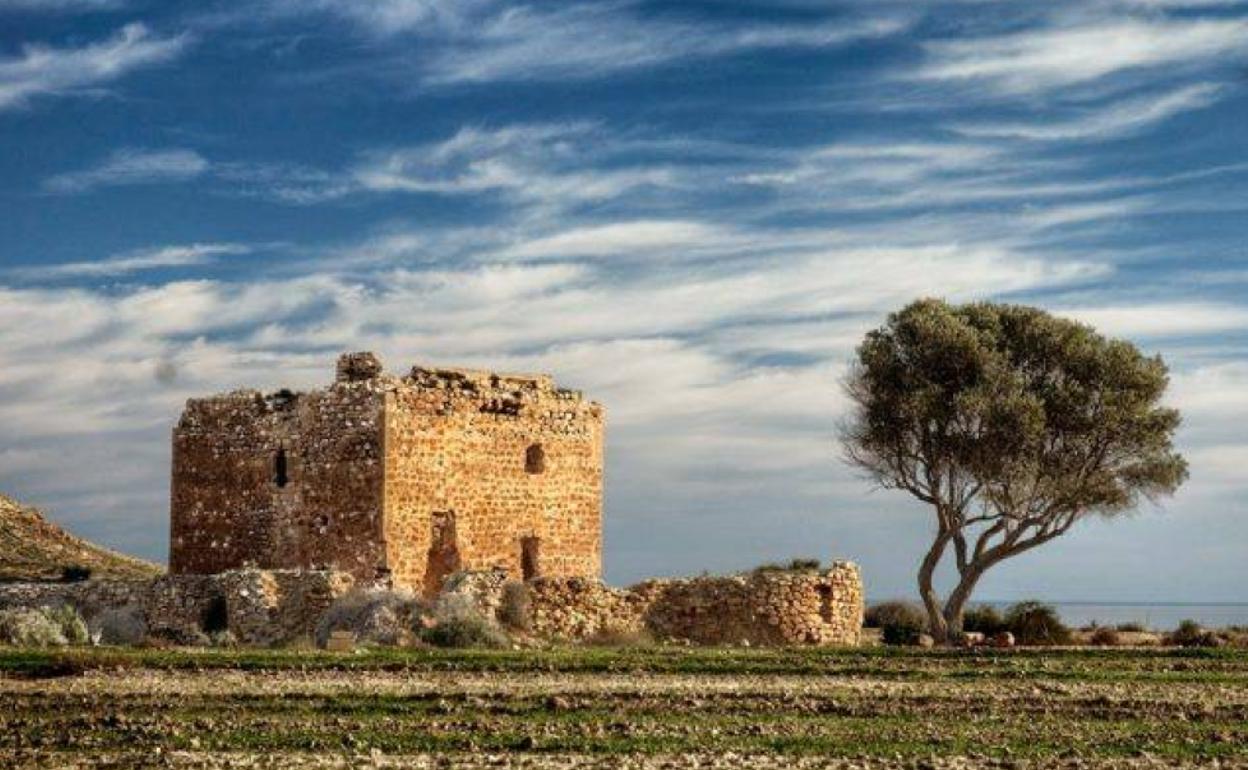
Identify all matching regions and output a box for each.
[0,493,162,582]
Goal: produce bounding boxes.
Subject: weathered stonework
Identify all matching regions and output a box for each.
[450,562,865,647]
[144,569,355,645]
[170,353,604,596]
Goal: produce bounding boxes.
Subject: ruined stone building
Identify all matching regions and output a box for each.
[169,353,604,596]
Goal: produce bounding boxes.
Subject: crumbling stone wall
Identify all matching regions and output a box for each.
[144,569,355,645]
[170,382,386,580]
[461,562,864,646]
[0,579,147,620]
[170,353,604,596]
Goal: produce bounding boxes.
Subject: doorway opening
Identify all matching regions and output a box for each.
[424,510,462,598]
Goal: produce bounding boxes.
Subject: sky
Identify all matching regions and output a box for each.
[1,0,1246,604]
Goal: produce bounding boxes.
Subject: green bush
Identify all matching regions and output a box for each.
[753,558,823,575]
[881,618,925,646]
[43,604,89,645]
[498,581,532,632]
[864,601,926,630]
[961,605,1006,635]
[1115,621,1146,633]
[1004,601,1071,646]
[0,608,67,647]
[420,594,510,649]
[314,589,427,649]
[1167,619,1221,648]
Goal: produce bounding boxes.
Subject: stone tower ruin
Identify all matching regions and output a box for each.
[169,352,604,596]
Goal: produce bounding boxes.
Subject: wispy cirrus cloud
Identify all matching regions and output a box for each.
[951,83,1225,141]
[42,148,209,193]
[918,16,1248,95]
[270,0,910,84]
[9,243,252,280]
[0,23,186,111]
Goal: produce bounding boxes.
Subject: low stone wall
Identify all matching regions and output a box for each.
[3,563,863,647]
[145,569,356,645]
[0,579,148,619]
[2,569,355,646]
[458,562,864,646]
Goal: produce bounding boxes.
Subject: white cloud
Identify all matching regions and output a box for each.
[272,0,908,83]
[11,243,251,279]
[0,23,186,111]
[43,148,209,193]
[351,123,680,213]
[919,17,1248,94]
[951,83,1225,141]
[500,220,732,261]
[1060,303,1248,338]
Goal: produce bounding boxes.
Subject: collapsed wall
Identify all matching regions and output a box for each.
[2,565,864,647]
[451,562,864,646]
[0,569,356,646]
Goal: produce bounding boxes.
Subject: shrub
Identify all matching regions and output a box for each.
[420,594,509,649]
[1115,621,1146,633]
[881,618,925,646]
[754,558,822,574]
[91,604,147,646]
[864,601,926,630]
[1004,601,1071,646]
[1166,619,1222,648]
[43,604,90,645]
[0,608,67,647]
[498,581,532,632]
[1089,626,1121,646]
[314,589,426,649]
[61,565,92,582]
[961,605,1007,636]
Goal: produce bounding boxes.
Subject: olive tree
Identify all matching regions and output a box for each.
[841,299,1187,643]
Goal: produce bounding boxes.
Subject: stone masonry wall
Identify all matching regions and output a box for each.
[1,570,355,646]
[458,562,864,646]
[384,366,603,595]
[170,382,386,583]
[169,353,603,597]
[145,569,355,645]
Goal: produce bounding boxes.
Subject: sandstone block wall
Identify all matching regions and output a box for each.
[169,353,603,596]
[457,562,864,646]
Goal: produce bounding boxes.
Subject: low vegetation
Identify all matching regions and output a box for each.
[0,604,88,647]
[0,645,1245,769]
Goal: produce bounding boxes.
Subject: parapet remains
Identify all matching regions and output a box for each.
[169,352,604,596]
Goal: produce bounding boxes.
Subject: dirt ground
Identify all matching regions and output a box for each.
[2,646,1245,769]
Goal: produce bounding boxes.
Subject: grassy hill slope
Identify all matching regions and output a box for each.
[0,493,162,582]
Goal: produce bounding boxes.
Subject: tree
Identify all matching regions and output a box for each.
[840,299,1187,643]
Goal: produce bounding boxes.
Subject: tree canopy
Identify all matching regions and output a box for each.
[841,299,1188,642]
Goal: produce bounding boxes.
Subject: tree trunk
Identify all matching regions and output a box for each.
[917,532,951,643]
[941,567,984,640]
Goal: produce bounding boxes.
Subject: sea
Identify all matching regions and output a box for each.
[979,601,1248,631]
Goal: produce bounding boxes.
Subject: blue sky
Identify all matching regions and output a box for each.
[2,0,1246,602]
